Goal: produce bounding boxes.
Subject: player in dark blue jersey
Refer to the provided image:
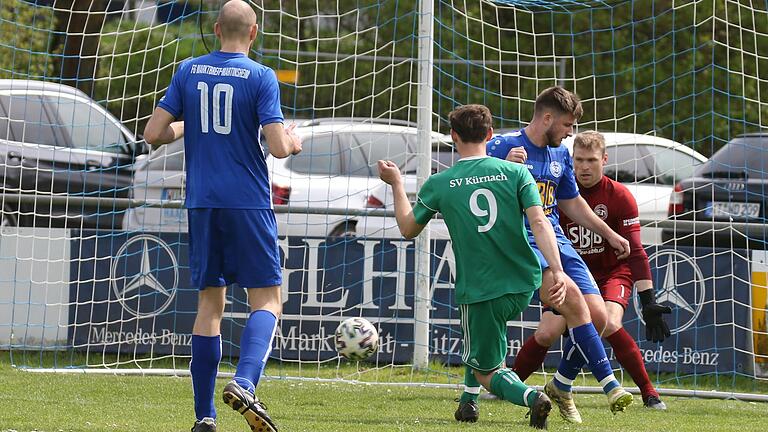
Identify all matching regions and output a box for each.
[143,2,301,431]
[482,87,634,423]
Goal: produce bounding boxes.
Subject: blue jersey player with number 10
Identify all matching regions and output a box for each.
[484,87,634,424]
[143,2,301,432]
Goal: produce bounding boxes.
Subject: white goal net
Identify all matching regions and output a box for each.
[1,0,767,399]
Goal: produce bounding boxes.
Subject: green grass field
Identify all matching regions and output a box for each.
[2,353,767,432]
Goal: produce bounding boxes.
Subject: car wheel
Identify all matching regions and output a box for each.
[329,220,357,238]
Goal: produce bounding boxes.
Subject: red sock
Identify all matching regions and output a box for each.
[512,335,549,382]
[606,328,658,400]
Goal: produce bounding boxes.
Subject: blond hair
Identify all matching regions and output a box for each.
[573,130,606,154]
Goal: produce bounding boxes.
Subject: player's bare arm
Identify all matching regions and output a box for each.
[558,196,630,259]
[143,107,184,147]
[263,122,302,158]
[525,205,567,307]
[377,160,426,239]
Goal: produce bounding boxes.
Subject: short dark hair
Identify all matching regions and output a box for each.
[534,86,583,120]
[448,104,493,143]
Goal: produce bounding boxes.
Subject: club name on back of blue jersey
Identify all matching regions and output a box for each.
[190,64,251,79]
[448,173,508,188]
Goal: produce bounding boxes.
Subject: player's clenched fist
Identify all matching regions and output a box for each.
[607,232,631,260]
[548,269,567,307]
[377,160,402,185]
[505,146,528,164]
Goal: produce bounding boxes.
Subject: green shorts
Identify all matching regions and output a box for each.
[459,291,534,373]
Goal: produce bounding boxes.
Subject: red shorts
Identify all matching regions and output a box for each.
[600,274,634,309]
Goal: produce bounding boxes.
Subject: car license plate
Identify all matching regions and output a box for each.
[705,201,760,218]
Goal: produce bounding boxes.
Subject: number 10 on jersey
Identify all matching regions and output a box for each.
[197,82,233,135]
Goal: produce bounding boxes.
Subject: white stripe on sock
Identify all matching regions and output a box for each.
[260,317,279,365]
[522,388,534,407]
[565,345,577,361]
[464,386,481,395]
[573,340,588,363]
[554,371,574,386]
[599,374,617,389]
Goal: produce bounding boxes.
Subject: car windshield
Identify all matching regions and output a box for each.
[604,143,703,186]
[349,132,415,175]
[402,139,458,174]
[697,137,768,179]
[288,131,418,176]
[47,96,128,152]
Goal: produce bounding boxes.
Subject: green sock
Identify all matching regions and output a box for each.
[460,365,481,403]
[489,368,538,407]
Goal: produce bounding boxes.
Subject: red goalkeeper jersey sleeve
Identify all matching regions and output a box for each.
[560,176,652,284]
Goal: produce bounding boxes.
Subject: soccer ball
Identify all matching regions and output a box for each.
[334,317,379,361]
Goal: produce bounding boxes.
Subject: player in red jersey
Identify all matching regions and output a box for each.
[512,131,671,409]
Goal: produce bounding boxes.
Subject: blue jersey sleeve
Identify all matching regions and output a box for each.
[555,151,579,200]
[256,69,284,126]
[486,135,516,159]
[157,59,192,119]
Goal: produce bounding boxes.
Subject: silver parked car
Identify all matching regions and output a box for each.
[0,80,149,229]
[365,132,708,244]
[123,119,452,237]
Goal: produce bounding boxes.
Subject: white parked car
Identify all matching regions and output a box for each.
[123,119,453,238]
[123,138,187,233]
[359,137,458,240]
[366,132,708,244]
[577,133,708,244]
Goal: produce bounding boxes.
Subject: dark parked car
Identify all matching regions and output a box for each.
[0,80,149,229]
[663,133,768,247]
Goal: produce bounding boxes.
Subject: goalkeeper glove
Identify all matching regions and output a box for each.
[639,290,672,343]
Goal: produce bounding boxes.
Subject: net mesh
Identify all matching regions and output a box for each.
[0,0,767,396]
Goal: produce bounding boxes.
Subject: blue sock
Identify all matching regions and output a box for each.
[553,338,583,393]
[191,334,221,421]
[553,323,619,394]
[234,310,278,394]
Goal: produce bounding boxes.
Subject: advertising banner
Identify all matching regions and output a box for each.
[750,251,768,376]
[69,232,757,375]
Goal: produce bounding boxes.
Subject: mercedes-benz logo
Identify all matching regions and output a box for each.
[110,234,179,317]
[633,249,706,334]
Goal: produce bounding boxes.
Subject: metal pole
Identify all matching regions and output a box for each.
[5,193,768,239]
[412,0,435,370]
[557,58,567,88]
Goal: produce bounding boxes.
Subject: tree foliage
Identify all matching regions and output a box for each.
[6,0,767,155]
[0,0,57,80]
[93,18,210,135]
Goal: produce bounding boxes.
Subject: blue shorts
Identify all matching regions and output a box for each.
[532,240,599,296]
[188,208,282,289]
